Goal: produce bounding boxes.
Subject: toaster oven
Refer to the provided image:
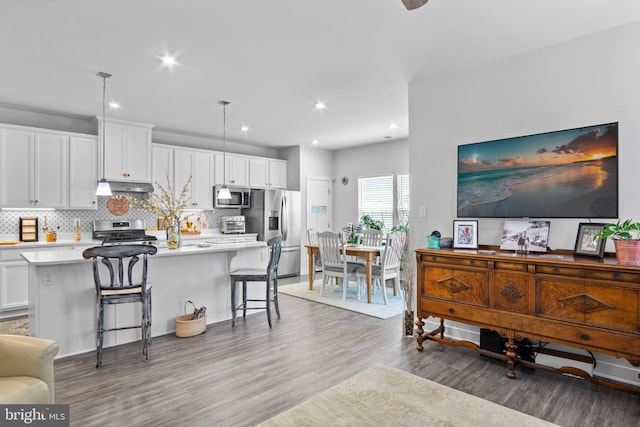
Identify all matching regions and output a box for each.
[221,216,246,234]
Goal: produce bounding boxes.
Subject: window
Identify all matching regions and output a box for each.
[358,174,410,233]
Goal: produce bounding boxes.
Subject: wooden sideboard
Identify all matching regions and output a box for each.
[415,247,640,394]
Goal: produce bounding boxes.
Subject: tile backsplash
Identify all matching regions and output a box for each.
[0,194,240,236]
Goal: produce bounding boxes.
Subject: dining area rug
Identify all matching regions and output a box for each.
[279,280,404,319]
[257,364,559,427]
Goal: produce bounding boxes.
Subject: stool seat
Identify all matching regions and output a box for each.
[82,244,157,368]
[230,235,282,328]
[230,268,268,278]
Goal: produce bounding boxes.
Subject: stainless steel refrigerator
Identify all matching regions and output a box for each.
[242,189,301,277]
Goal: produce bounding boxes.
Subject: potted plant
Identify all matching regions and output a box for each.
[361,215,384,231]
[595,219,640,266]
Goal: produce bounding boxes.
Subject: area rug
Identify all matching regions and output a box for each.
[279,280,404,319]
[257,365,559,427]
[0,316,28,336]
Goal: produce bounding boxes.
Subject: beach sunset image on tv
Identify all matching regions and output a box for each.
[457,122,618,218]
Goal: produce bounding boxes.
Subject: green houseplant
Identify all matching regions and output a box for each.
[595,219,640,266]
[361,215,384,231]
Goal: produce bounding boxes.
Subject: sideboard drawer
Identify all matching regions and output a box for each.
[537,277,639,333]
[536,264,640,284]
[422,266,489,307]
[423,255,488,269]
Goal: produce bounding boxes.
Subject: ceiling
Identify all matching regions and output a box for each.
[1,1,639,151]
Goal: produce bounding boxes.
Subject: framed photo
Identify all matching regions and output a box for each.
[500,220,551,253]
[453,220,478,249]
[573,223,606,258]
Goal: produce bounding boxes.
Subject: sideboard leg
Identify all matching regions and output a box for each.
[416,318,425,351]
[505,334,518,379]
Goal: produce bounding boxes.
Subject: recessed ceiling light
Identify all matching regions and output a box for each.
[389,123,398,129]
[108,102,120,109]
[314,102,325,110]
[161,55,177,66]
[240,125,249,132]
[311,139,319,146]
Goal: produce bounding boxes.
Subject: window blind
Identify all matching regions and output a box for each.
[357,174,409,233]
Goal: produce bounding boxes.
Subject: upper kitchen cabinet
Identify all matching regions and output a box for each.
[69,135,98,209]
[249,157,287,189]
[0,125,69,208]
[151,144,174,189]
[214,153,249,187]
[174,148,213,209]
[97,118,153,182]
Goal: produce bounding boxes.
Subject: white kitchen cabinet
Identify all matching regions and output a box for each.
[249,157,287,189]
[152,144,174,190]
[174,148,213,209]
[0,260,28,314]
[214,153,249,187]
[69,135,98,208]
[98,118,153,182]
[0,125,69,208]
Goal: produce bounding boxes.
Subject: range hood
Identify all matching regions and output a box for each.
[108,181,154,193]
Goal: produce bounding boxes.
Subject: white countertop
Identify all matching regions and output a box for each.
[20,240,266,265]
[0,231,259,250]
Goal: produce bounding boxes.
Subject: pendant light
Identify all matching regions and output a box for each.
[95,71,112,196]
[217,100,232,200]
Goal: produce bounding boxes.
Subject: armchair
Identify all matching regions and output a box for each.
[0,335,59,403]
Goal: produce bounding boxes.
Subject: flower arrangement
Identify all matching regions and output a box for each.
[119,175,192,228]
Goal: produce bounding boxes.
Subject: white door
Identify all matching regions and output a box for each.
[306,176,332,233]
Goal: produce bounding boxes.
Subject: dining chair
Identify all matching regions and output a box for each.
[82,244,158,368]
[318,231,360,300]
[307,229,322,283]
[229,235,282,328]
[361,229,383,246]
[356,231,405,304]
[358,228,383,266]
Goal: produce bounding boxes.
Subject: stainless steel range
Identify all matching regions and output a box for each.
[92,219,158,245]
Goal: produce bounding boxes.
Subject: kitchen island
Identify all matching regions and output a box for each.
[21,240,267,358]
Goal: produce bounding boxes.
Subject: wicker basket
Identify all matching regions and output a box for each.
[175,301,207,338]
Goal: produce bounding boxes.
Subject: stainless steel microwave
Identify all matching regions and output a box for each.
[213,186,251,208]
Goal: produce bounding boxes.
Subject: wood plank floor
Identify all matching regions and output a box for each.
[53,276,640,427]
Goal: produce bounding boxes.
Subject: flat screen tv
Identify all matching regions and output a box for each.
[457,122,618,219]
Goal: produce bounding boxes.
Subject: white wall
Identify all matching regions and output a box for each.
[333,139,409,231]
[409,22,640,252]
[299,145,334,273]
[408,22,640,385]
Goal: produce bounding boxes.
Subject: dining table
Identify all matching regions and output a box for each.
[305,244,382,303]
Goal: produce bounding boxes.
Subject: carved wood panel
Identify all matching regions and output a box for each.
[537,277,638,333]
[422,266,488,306]
[494,272,530,314]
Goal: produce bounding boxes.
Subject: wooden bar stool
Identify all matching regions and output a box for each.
[82,244,157,367]
[229,235,282,328]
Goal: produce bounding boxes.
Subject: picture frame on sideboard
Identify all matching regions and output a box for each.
[573,222,606,258]
[453,220,478,249]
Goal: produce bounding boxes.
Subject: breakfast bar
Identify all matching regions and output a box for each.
[22,241,267,358]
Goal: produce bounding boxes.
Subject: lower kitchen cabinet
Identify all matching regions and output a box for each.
[0,259,28,317]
